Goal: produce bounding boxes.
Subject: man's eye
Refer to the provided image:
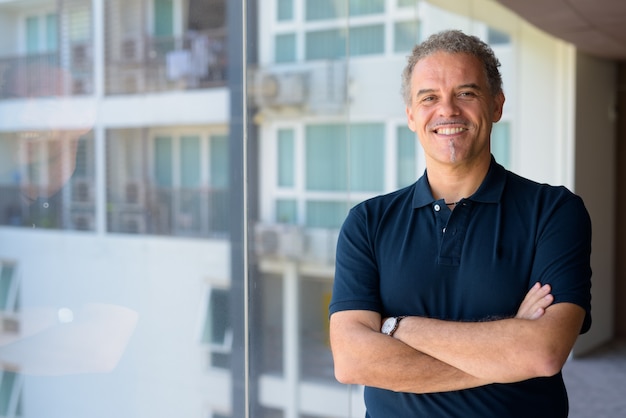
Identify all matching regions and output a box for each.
[459,91,476,97]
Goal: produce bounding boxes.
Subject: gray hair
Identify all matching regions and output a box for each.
[401,30,503,105]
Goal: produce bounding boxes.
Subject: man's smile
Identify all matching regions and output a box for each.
[433,127,468,135]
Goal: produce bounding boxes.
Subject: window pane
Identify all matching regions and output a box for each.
[349,0,384,16]
[306,200,350,228]
[305,124,347,191]
[395,20,420,52]
[210,134,229,188]
[488,27,511,45]
[349,123,385,192]
[46,14,58,51]
[492,121,511,168]
[276,199,297,223]
[349,25,384,56]
[26,17,39,54]
[397,126,417,187]
[180,135,200,187]
[277,129,295,187]
[277,0,294,21]
[305,0,345,21]
[275,33,296,63]
[306,29,345,60]
[154,136,173,187]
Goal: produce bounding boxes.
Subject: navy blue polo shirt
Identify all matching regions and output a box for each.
[329,158,592,418]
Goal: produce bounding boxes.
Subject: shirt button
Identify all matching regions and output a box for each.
[443,227,446,234]
[434,204,441,212]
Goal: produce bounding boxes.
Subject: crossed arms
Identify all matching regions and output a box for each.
[329,283,586,394]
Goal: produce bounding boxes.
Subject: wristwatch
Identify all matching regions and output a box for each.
[381,316,406,336]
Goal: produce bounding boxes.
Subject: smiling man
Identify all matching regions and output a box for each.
[329,30,592,417]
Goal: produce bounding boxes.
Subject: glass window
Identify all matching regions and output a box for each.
[305,124,348,191]
[154,0,174,37]
[201,287,232,369]
[305,29,345,60]
[397,126,418,187]
[305,0,345,21]
[277,129,295,187]
[26,16,40,54]
[210,134,229,188]
[305,123,384,192]
[154,135,174,187]
[276,199,297,223]
[46,13,58,51]
[180,135,201,188]
[306,200,350,228]
[349,24,385,56]
[275,33,297,63]
[492,121,511,168]
[0,262,16,310]
[305,0,384,20]
[488,27,511,45]
[395,20,420,52]
[299,276,334,381]
[277,0,294,21]
[0,372,22,417]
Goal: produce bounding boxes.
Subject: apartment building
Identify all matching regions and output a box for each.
[0,0,617,417]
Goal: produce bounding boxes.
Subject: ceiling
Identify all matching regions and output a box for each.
[497,0,626,60]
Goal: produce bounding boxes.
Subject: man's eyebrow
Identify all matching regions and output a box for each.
[415,84,482,97]
[459,83,482,90]
[416,88,436,97]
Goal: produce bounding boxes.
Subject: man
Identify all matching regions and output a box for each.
[328,30,591,417]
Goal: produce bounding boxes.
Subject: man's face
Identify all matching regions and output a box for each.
[405,51,505,168]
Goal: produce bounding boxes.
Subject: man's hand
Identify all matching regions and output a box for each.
[515,282,554,320]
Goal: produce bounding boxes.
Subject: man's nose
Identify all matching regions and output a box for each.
[438,96,461,117]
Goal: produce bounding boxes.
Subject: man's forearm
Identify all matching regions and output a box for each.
[330,311,491,393]
[392,303,585,383]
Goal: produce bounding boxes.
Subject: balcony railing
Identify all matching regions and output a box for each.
[0,44,94,99]
[107,186,230,238]
[106,29,227,95]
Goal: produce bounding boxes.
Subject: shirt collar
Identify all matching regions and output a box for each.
[412,156,506,208]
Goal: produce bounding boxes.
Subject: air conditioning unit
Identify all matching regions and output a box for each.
[254,70,309,108]
[254,223,305,259]
[120,212,146,234]
[71,43,91,69]
[125,181,145,206]
[121,37,143,62]
[1,314,20,334]
[71,179,94,204]
[71,212,95,231]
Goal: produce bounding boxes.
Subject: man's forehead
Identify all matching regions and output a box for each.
[412,53,487,88]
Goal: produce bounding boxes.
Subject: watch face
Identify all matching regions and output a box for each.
[381,317,397,335]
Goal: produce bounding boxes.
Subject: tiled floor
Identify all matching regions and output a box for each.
[562,339,626,417]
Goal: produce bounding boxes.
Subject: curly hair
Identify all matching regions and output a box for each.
[401,30,503,105]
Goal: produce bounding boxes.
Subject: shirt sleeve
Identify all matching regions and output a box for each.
[531,191,592,333]
[329,203,383,316]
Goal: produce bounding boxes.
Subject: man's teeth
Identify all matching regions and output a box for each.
[436,127,466,135]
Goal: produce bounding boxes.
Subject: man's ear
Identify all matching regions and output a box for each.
[493,91,505,122]
[406,106,417,132]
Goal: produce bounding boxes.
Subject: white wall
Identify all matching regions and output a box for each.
[571,52,617,354]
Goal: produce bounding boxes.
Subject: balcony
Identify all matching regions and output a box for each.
[0,48,93,99]
[106,29,227,95]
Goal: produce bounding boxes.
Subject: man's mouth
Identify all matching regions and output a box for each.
[434,127,467,135]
